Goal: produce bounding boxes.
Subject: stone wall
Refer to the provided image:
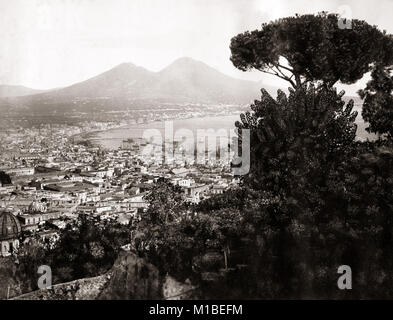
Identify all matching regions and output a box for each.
[13,250,198,300]
[14,274,110,300]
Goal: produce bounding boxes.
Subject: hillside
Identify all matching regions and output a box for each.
[48,63,156,98]
[0,58,275,113]
[0,85,45,98]
[151,57,263,103]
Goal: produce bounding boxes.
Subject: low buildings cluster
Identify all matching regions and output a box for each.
[0,122,239,257]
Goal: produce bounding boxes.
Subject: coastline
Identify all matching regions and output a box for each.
[71,111,243,148]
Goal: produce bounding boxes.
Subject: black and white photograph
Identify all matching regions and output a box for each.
[0,0,392,308]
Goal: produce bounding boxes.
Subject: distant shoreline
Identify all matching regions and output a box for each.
[76,112,242,149]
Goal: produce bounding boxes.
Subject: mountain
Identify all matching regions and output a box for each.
[49,62,156,98]
[0,85,45,97]
[151,57,263,103]
[2,58,276,112]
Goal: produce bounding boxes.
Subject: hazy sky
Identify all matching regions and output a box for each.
[1,0,393,94]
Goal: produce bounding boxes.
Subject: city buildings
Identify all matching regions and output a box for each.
[0,116,238,253]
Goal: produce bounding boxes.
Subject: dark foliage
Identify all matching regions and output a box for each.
[194,187,246,212]
[17,215,129,288]
[0,171,12,185]
[360,66,393,138]
[235,85,358,193]
[230,12,393,88]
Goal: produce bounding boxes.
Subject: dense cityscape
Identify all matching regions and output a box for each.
[0,106,242,260]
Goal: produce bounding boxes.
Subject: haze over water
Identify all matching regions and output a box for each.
[91,105,375,150]
[91,114,241,150]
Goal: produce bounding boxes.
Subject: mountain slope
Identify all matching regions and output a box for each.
[1,58,277,112]
[0,85,45,97]
[151,57,261,103]
[49,63,156,98]
[44,57,263,103]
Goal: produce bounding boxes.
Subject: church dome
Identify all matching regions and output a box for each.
[0,211,21,241]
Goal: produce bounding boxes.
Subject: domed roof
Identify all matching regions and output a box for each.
[28,200,46,213]
[0,211,21,241]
